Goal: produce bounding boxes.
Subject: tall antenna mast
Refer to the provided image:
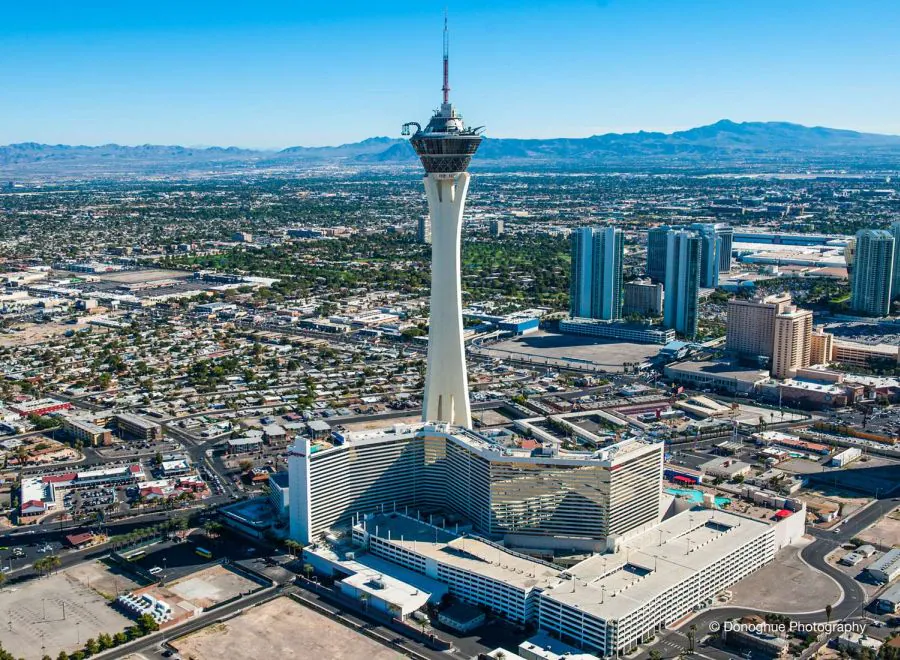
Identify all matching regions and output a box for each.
[442,11,450,105]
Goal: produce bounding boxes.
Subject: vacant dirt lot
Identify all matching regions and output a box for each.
[729,542,841,613]
[172,596,403,660]
[857,506,900,548]
[66,559,142,599]
[167,564,259,608]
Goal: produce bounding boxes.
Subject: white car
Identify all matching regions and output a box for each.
[149,567,163,575]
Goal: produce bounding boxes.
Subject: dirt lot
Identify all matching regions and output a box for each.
[800,488,870,520]
[132,564,261,621]
[342,415,421,432]
[0,563,134,659]
[167,564,260,608]
[172,596,403,660]
[857,506,900,548]
[66,559,142,598]
[0,316,112,347]
[729,541,841,612]
[473,408,514,427]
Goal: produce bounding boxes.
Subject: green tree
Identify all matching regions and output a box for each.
[137,613,160,634]
[97,633,113,650]
[85,638,100,655]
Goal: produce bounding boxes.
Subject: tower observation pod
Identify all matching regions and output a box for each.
[403,17,484,428]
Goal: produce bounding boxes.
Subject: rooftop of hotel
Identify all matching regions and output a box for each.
[306,540,448,603]
[359,512,562,591]
[305,422,658,466]
[542,507,774,621]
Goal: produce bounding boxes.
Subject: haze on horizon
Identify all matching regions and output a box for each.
[2,0,899,149]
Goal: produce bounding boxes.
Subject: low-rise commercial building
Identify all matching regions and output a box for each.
[10,398,73,417]
[665,360,769,394]
[115,412,163,441]
[559,318,675,344]
[874,581,900,613]
[226,437,263,454]
[829,447,862,467]
[868,548,900,583]
[832,341,900,368]
[61,416,112,446]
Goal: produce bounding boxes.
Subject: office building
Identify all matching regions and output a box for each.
[289,423,664,549]
[691,223,720,288]
[646,225,671,283]
[851,229,894,317]
[725,293,792,359]
[663,231,701,338]
[489,219,504,237]
[569,226,624,321]
[405,20,484,428]
[810,329,834,365]
[623,279,663,317]
[416,215,431,244]
[771,305,813,379]
[114,412,163,441]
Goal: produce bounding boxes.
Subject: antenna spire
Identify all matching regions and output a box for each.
[442,11,450,105]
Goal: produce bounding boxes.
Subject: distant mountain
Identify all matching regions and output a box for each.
[3,120,900,177]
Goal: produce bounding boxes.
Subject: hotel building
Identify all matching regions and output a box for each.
[289,424,664,550]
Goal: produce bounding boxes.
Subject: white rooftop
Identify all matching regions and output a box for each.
[542,508,772,622]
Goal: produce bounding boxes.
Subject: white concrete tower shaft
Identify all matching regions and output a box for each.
[422,172,472,427]
[403,16,483,428]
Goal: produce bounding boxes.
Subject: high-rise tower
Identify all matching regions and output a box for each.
[851,229,894,317]
[663,230,701,338]
[403,17,484,428]
[570,226,623,321]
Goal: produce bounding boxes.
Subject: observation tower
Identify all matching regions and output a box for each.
[403,17,484,428]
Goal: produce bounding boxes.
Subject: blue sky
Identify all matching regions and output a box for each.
[2,0,898,148]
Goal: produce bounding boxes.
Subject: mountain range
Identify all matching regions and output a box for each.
[3,120,900,177]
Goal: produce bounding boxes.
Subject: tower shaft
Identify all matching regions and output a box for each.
[422,172,472,428]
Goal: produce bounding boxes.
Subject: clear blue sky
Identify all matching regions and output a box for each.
[2,0,898,148]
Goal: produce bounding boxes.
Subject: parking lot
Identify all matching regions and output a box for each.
[0,562,135,659]
[487,331,662,371]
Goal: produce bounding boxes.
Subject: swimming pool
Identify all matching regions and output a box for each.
[665,487,731,508]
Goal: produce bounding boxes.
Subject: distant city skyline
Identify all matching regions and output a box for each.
[3,0,900,147]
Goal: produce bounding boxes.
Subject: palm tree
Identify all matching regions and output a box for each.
[649,651,663,660]
[303,563,314,580]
